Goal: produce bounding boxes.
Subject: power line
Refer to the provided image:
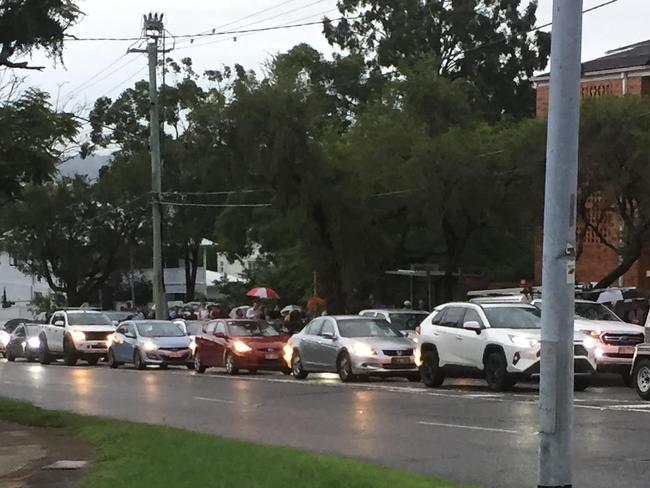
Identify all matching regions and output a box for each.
[161,189,273,196]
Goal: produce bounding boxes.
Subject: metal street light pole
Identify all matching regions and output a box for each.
[538,1,584,487]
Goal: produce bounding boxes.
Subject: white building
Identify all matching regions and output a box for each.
[0,253,51,319]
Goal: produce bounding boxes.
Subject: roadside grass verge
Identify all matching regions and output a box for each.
[0,397,474,488]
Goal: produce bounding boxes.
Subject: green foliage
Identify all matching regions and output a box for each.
[324,0,550,119]
[0,0,82,70]
[0,88,78,205]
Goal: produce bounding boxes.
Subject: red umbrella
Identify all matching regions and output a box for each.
[246,287,279,299]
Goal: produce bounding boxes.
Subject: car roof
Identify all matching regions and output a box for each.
[439,302,537,310]
[329,315,389,321]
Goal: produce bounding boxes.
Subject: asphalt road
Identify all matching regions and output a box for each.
[1,359,649,488]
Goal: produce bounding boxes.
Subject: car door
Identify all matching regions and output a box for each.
[200,321,227,366]
[453,307,488,367]
[49,313,65,352]
[111,323,131,363]
[310,318,339,370]
[435,306,466,366]
[8,325,25,357]
[300,319,324,368]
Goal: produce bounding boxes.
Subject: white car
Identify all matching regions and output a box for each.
[416,302,597,391]
[358,309,429,339]
[39,309,116,366]
[532,299,645,377]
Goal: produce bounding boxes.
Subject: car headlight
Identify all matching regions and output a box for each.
[233,340,252,353]
[589,330,602,339]
[143,340,157,352]
[189,339,197,353]
[282,344,293,365]
[71,331,86,343]
[414,347,422,367]
[105,333,115,348]
[0,331,9,347]
[351,342,377,357]
[27,337,40,348]
[509,335,539,349]
[583,336,598,350]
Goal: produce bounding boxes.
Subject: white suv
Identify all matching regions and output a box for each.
[416,302,597,391]
[39,309,116,366]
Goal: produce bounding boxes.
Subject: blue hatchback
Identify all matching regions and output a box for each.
[107,320,193,370]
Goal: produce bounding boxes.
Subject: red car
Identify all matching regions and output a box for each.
[192,319,290,375]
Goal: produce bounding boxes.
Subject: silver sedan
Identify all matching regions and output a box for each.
[284,316,419,382]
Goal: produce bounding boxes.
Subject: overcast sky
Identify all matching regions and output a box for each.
[19,0,650,112]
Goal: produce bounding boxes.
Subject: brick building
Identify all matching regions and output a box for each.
[533,40,650,287]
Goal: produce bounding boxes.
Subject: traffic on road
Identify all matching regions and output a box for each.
[1,296,648,400]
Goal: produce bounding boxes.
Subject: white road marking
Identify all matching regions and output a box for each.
[417,420,520,434]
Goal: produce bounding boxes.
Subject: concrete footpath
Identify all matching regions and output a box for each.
[0,422,92,488]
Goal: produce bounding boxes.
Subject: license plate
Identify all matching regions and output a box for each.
[619,346,636,355]
[265,353,279,360]
[392,357,411,365]
[164,351,183,358]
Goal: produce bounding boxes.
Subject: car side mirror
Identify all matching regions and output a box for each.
[463,321,482,334]
[321,332,335,340]
[54,320,64,327]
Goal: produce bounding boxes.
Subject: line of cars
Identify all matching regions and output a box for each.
[2,299,649,399]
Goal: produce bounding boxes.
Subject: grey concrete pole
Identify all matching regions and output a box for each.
[538,1,583,487]
[148,41,168,320]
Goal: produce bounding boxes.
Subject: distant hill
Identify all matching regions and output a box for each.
[59,154,111,179]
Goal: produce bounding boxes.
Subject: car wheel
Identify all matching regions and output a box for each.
[484,351,515,392]
[194,352,207,374]
[337,352,356,383]
[574,375,592,392]
[86,357,99,366]
[6,350,15,362]
[39,337,52,365]
[291,350,309,379]
[406,372,421,382]
[281,366,292,376]
[159,363,168,370]
[134,350,146,370]
[634,359,650,400]
[186,362,195,370]
[225,352,239,375]
[421,349,445,387]
[63,337,78,366]
[107,349,119,369]
[248,368,258,374]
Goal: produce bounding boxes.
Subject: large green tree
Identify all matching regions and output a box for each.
[324,0,550,119]
[0,0,82,70]
[0,89,78,205]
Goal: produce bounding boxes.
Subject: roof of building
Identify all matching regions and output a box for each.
[582,40,650,73]
[533,39,650,81]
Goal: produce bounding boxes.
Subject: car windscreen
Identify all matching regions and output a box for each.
[67,313,112,326]
[388,313,429,331]
[575,302,621,321]
[483,307,541,329]
[337,319,401,338]
[228,322,280,337]
[136,322,186,337]
[3,319,25,333]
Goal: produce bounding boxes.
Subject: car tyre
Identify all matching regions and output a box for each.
[281,366,292,376]
[633,359,650,400]
[291,350,309,379]
[134,350,146,370]
[86,357,99,366]
[194,352,207,374]
[248,368,258,374]
[337,352,356,383]
[225,352,239,375]
[484,351,515,392]
[63,337,78,367]
[186,362,195,370]
[574,375,592,392]
[6,350,15,362]
[159,363,168,370]
[39,337,52,365]
[107,348,120,369]
[421,349,445,387]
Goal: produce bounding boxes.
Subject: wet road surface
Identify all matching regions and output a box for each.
[1,359,649,487]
